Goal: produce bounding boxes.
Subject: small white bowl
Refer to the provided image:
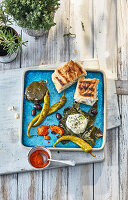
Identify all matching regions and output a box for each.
[28,146,51,169]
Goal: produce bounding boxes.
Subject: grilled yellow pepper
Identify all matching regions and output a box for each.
[48,91,67,115]
[53,135,92,152]
[27,114,39,137]
[33,90,50,127]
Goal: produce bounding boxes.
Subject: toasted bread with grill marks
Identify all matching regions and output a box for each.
[74,77,99,106]
[52,60,86,93]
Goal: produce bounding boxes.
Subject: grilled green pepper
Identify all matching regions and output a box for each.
[27,114,39,137]
[53,135,92,152]
[33,90,50,127]
[33,92,66,126]
[48,92,67,115]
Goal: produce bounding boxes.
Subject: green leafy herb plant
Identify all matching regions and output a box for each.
[4,0,60,31]
[0,2,27,57]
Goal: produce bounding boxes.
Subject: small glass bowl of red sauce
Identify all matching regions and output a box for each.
[28,146,51,169]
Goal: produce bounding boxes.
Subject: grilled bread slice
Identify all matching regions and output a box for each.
[52,60,86,93]
[74,77,99,106]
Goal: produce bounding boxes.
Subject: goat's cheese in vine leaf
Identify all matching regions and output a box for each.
[58,102,103,146]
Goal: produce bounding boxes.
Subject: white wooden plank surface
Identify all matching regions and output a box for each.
[0,174,17,200]
[117,0,128,199]
[93,0,118,79]
[0,0,21,197]
[94,129,119,200]
[18,171,43,200]
[93,0,120,199]
[43,168,68,200]
[68,165,93,200]
[0,0,125,199]
[69,0,93,61]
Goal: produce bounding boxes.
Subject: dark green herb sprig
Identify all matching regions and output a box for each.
[5,0,60,30]
[81,21,85,31]
[63,33,76,37]
[0,27,27,55]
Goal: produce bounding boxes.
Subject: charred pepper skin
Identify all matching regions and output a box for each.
[53,135,92,152]
[33,90,50,127]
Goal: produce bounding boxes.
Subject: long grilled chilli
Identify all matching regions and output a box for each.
[33,90,50,127]
[33,91,67,126]
[27,90,50,137]
[48,91,66,115]
[53,135,92,152]
[27,92,67,137]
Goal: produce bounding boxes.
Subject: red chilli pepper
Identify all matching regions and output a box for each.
[44,136,51,140]
[37,125,49,136]
[50,125,64,136]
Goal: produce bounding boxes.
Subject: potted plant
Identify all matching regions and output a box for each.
[0,2,27,63]
[4,0,60,37]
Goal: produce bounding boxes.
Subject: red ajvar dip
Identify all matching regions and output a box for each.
[29,150,50,168]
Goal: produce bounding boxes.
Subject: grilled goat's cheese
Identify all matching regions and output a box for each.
[66,114,88,134]
[52,60,86,93]
[74,77,99,106]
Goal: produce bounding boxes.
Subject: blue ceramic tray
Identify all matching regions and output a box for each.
[21,68,106,150]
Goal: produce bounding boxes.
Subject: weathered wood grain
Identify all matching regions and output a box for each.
[116,80,128,95]
[40,0,70,65]
[17,171,43,200]
[117,0,128,199]
[69,0,93,61]
[93,0,120,199]
[0,174,17,200]
[43,168,68,200]
[68,165,93,200]
[93,0,118,79]
[94,129,119,200]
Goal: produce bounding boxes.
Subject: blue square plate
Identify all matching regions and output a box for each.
[21,67,106,151]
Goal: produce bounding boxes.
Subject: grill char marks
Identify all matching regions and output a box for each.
[76,77,99,99]
[83,93,92,97]
[55,77,64,86]
[83,86,88,90]
[76,64,83,74]
[89,88,94,91]
[79,81,95,98]
[74,77,99,106]
[57,69,69,83]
